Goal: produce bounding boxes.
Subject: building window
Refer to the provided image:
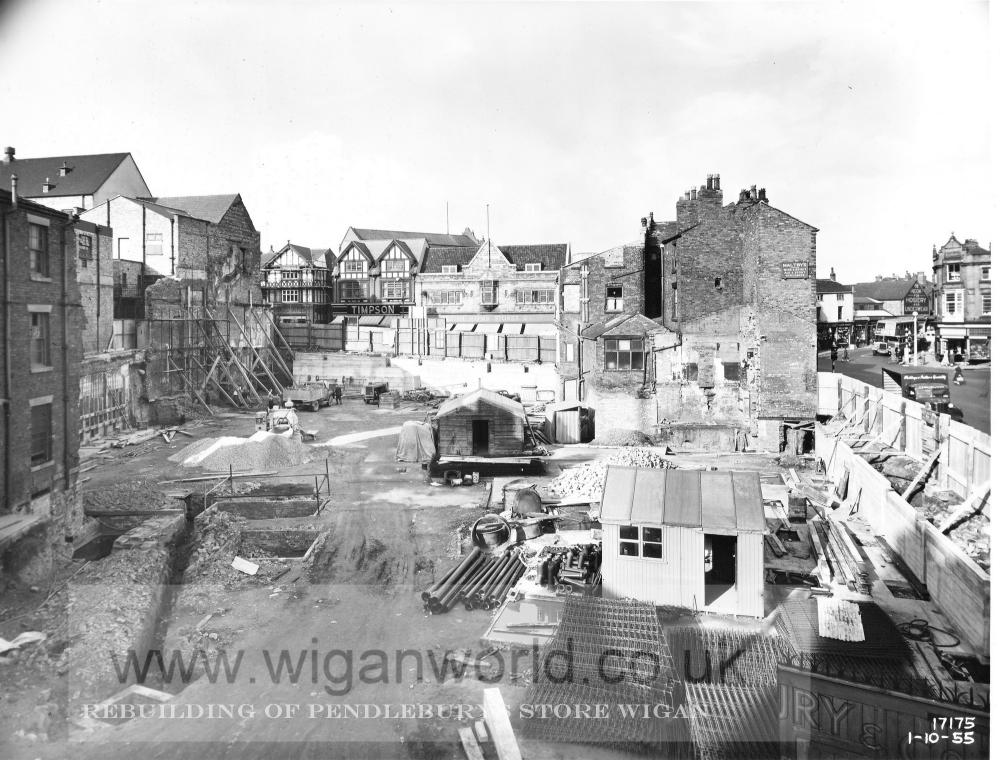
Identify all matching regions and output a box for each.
[383,258,408,274]
[78,234,93,260]
[281,290,299,303]
[605,285,623,312]
[722,362,741,381]
[382,279,409,301]
[341,258,367,277]
[441,265,459,274]
[524,263,542,272]
[30,311,51,368]
[430,290,463,305]
[837,306,844,321]
[947,263,961,282]
[982,266,991,281]
[945,290,964,315]
[604,337,643,371]
[481,280,499,305]
[145,232,163,256]
[515,289,554,304]
[714,277,723,290]
[835,293,844,301]
[282,269,301,281]
[565,342,575,362]
[685,362,699,381]
[30,402,53,466]
[619,525,663,558]
[340,279,368,301]
[983,295,991,315]
[29,223,49,277]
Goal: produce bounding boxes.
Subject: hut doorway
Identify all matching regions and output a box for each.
[704,534,737,607]
[472,420,490,455]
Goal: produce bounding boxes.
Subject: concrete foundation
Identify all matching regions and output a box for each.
[214,498,319,520]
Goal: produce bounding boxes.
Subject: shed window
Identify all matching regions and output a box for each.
[604,338,643,371]
[619,525,662,558]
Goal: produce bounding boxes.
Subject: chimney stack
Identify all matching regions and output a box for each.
[641,217,648,229]
[690,187,698,200]
[829,267,836,281]
[750,185,758,201]
[59,161,69,177]
[2,146,14,164]
[758,187,767,203]
[916,271,926,285]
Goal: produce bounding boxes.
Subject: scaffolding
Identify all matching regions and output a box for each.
[147,305,293,413]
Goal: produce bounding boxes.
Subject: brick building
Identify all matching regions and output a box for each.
[260,242,333,324]
[931,235,991,361]
[0,188,85,582]
[2,147,150,214]
[558,175,818,451]
[73,218,114,355]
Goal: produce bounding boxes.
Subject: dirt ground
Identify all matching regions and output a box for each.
[1,401,826,760]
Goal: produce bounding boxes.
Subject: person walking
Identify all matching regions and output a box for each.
[333,385,342,405]
[830,345,838,372]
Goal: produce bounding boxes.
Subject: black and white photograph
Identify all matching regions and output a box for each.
[0,1,993,758]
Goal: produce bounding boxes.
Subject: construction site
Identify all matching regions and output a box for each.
[0,352,991,759]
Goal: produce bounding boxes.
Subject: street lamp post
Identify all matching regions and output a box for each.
[912,311,918,364]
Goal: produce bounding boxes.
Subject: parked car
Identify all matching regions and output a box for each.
[496,390,522,403]
[872,341,892,356]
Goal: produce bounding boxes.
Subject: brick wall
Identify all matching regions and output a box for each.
[74,220,113,354]
[0,192,85,578]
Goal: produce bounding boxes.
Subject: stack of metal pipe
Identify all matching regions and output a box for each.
[421,548,525,614]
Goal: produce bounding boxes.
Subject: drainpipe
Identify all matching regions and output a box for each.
[170,216,175,275]
[94,226,101,353]
[2,195,13,507]
[61,216,72,489]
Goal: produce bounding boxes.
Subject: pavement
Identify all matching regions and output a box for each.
[818,349,991,434]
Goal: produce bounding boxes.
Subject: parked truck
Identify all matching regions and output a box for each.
[283,382,336,412]
[881,367,963,422]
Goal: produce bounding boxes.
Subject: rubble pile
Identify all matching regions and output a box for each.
[402,388,437,403]
[911,489,966,527]
[549,448,672,497]
[593,428,653,447]
[946,515,990,572]
[82,479,178,513]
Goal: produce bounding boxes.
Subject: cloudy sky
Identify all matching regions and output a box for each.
[0,0,992,282]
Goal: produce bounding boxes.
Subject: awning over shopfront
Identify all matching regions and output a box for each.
[521,323,557,336]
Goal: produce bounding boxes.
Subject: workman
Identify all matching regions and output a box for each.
[282,400,299,431]
[333,385,343,405]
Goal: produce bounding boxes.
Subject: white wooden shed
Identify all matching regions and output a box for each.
[598,467,766,617]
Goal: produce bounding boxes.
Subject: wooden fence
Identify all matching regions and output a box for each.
[818,372,990,499]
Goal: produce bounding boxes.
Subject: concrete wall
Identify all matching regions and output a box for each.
[822,437,990,656]
[291,351,560,400]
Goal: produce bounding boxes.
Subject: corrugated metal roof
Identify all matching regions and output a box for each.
[599,467,764,532]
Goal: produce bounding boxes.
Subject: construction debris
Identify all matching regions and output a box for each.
[817,598,865,642]
[548,448,672,497]
[592,428,652,447]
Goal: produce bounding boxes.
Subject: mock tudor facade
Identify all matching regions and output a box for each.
[261,242,333,324]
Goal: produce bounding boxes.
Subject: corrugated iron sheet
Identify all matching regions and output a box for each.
[685,683,780,760]
[701,471,737,532]
[732,471,766,531]
[631,468,667,523]
[668,469,703,526]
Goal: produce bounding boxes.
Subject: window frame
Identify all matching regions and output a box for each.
[982,295,991,316]
[78,233,94,260]
[605,284,623,312]
[441,265,459,274]
[145,231,163,257]
[524,263,542,272]
[29,308,52,370]
[280,289,300,303]
[946,263,961,282]
[30,399,53,468]
[618,524,664,561]
[381,279,410,302]
[28,222,50,277]
[981,266,991,282]
[480,280,499,305]
[604,337,644,371]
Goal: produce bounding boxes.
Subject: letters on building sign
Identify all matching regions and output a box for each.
[780,261,810,279]
[330,303,411,316]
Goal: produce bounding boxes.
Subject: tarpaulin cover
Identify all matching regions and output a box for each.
[395,421,436,463]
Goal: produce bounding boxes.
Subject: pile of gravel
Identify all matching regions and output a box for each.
[193,435,311,472]
[549,448,673,497]
[593,428,653,447]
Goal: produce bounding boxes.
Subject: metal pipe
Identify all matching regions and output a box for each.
[427,550,485,606]
[462,556,508,604]
[421,549,479,601]
[436,554,488,610]
[474,554,517,601]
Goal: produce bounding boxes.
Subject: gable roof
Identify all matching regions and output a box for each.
[496,243,569,271]
[852,278,923,302]
[434,388,527,420]
[347,227,477,248]
[263,243,330,268]
[421,245,479,273]
[339,237,428,267]
[816,278,851,295]
[581,311,667,340]
[143,194,239,224]
[599,467,765,531]
[5,153,132,198]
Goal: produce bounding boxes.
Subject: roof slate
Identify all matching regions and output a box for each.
[421,246,480,273]
[816,278,852,294]
[852,278,924,302]
[145,194,239,224]
[5,153,131,198]
[497,244,569,271]
[434,388,527,420]
[349,227,477,247]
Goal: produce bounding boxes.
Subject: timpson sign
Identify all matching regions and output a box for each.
[777,666,989,759]
[329,303,412,316]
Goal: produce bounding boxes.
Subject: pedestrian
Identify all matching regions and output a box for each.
[830,345,837,373]
[842,343,849,361]
[333,385,342,405]
[954,366,965,386]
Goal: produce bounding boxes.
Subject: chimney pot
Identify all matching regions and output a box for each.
[690,187,697,200]
[758,187,767,202]
[42,177,52,193]
[830,267,836,281]
[59,161,69,177]
[706,174,713,188]
[684,191,691,201]
[641,217,647,228]
[2,146,14,164]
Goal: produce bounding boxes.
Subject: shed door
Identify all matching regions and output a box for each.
[472,420,489,455]
[555,410,580,444]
